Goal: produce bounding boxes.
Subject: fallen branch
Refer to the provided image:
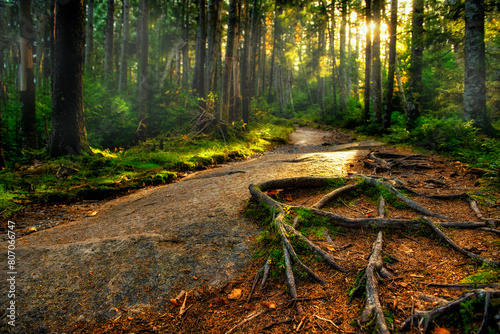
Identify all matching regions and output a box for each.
[224,309,267,334]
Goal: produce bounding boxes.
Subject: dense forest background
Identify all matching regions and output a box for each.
[0,0,499,213]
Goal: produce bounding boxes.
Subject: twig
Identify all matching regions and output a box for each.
[224,309,267,334]
[313,314,342,330]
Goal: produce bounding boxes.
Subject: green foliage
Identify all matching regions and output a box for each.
[0,122,293,218]
[461,264,500,285]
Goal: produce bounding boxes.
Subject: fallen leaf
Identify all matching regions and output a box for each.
[227,288,242,300]
[88,211,98,216]
[193,276,197,280]
[213,296,226,305]
[261,301,277,309]
[170,299,181,306]
[432,328,450,334]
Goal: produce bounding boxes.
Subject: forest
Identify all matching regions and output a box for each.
[1,0,500,333]
[0,0,499,209]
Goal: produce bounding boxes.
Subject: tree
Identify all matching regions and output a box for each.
[192,0,207,97]
[363,0,372,123]
[104,0,115,85]
[46,0,90,157]
[205,0,222,94]
[371,0,382,124]
[85,0,94,68]
[339,0,348,111]
[221,0,238,133]
[137,0,149,140]
[463,0,491,133]
[383,0,397,129]
[406,0,423,130]
[118,0,130,92]
[19,0,37,149]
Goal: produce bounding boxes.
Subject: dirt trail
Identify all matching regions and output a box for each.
[0,127,383,332]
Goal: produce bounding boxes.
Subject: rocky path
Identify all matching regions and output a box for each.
[0,127,383,332]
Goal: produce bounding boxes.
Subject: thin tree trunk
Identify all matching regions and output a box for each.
[47,0,90,157]
[329,0,338,115]
[220,0,238,133]
[406,0,423,130]
[119,0,129,92]
[205,0,221,94]
[182,0,190,89]
[19,0,37,149]
[364,0,372,123]
[372,0,382,124]
[137,0,149,140]
[241,0,252,125]
[353,25,360,101]
[383,0,397,129]
[104,0,114,85]
[85,0,94,69]
[395,55,407,108]
[339,0,347,111]
[463,0,491,133]
[268,1,279,103]
[231,0,242,121]
[192,0,206,97]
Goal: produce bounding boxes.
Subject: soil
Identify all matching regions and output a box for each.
[1,127,499,333]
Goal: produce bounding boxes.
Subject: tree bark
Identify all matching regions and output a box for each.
[104,0,114,85]
[205,0,221,94]
[137,0,149,140]
[383,0,397,129]
[118,0,129,92]
[406,0,423,130]
[339,0,347,111]
[85,0,94,69]
[364,0,372,123]
[47,0,90,157]
[463,0,492,134]
[182,0,190,89]
[19,0,37,149]
[372,0,382,124]
[192,0,206,97]
[220,0,238,133]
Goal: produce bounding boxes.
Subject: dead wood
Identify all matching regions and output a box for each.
[421,282,500,289]
[224,309,268,334]
[258,255,272,293]
[417,293,449,306]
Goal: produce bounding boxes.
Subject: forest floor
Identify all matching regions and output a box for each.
[1,127,499,333]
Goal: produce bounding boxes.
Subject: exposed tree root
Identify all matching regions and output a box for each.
[348,232,392,334]
[421,217,500,266]
[247,174,500,322]
[400,289,500,333]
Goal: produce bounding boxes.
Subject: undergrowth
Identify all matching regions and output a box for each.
[0,121,294,218]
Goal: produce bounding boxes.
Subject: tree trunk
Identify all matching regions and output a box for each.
[383,0,397,129]
[329,0,338,116]
[220,0,238,133]
[339,0,347,111]
[85,0,94,69]
[406,0,423,130]
[104,0,114,85]
[463,0,491,133]
[47,0,90,157]
[267,1,279,103]
[231,0,242,122]
[372,0,382,124]
[364,0,372,123]
[118,0,129,92]
[19,0,37,149]
[137,0,149,140]
[182,0,190,90]
[192,0,207,98]
[205,0,219,94]
[241,0,253,126]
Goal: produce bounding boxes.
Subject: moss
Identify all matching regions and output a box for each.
[461,264,500,284]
